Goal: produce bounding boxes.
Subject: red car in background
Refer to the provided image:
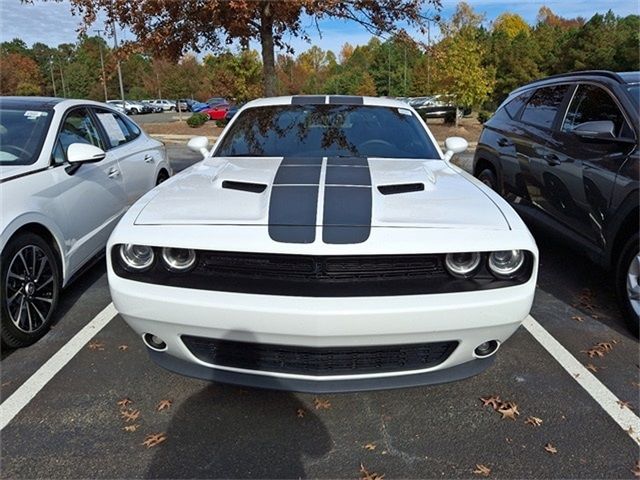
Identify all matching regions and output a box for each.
[202,102,229,121]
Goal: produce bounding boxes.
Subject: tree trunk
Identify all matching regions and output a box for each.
[259,1,277,97]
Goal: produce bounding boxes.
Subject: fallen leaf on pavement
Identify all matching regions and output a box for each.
[480,396,502,410]
[296,408,306,418]
[544,443,558,454]
[117,398,133,408]
[123,424,139,432]
[585,364,601,373]
[525,416,543,427]
[571,315,584,322]
[617,400,633,410]
[121,409,140,423]
[142,433,167,448]
[118,345,129,351]
[632,461,640,477]
[498,402,520,420]
[156,399,173,411]
[473,464,491,477]
[88,340,104,351]
[314,398,331,410]
[359,463,384,480]
[363,443,376,451]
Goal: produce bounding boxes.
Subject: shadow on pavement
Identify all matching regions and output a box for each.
[146,330,333,479]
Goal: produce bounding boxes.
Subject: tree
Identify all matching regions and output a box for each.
[493,13,530,39]
[59,0,440,96]
[355,73,377,96]
[0,53,43,95]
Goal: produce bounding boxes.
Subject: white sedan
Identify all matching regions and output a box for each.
[108,95,538,392]
[0,97,171,347]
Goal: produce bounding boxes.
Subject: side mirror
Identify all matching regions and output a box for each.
[188,136,210,158]
[67,143,106,164]
[443,136,468,162]
[573,120,615,140]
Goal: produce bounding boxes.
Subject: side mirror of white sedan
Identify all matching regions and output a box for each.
[67,143,106,164]
[443,136,468,162]
[188,136,210,158]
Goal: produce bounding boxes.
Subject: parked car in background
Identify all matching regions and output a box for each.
[132,101,153,114]
[176,99,192,112]
[149,99,176,112]
[410,95,471,120]
[107,95,538,392]
[107,100,144,115]
[473,70,639,334]
[224,103,242,122]
[202,102,230,121]
[190,101,210,113]
[0,96,171,347]
[141,100,163,113]
[205,97,227,107]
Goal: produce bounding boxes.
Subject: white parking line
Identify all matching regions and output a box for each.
[0,303,117,431]
[524,315,640,446]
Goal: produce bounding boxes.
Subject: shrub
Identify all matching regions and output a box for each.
[477,110,493,124]
[215,119,228,128]
[187,113,208,128]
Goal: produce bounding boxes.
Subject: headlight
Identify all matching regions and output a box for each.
[119,244,154,271]
[444,252,481,278]
[161,247,196,272]
[488,250,524,278]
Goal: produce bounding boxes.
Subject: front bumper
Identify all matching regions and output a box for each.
[109,273,535,392]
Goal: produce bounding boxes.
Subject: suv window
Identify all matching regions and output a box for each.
[563,84,633,139]
[504,91,532,119]
[58,108,104,154]
[520,85,568,129]
[95,109,135,148]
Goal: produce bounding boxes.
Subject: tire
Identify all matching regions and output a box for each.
[156,170,170,186]
[1,233,60,348]
[131,108,138,115]
[477,168,498,192]
[615,234,639,337]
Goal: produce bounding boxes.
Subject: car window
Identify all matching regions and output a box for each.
[95,109,135,148]
[121,115,141,138]
[563,84,633,139]
[0,106,52,165]
[504,91,532,119]
[215,104,440,159]
[520,85,569,129]
[51,139,66,165]
[58,108,104,155]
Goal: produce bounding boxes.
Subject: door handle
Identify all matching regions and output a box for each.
[108,168,120,178]
[544,153,560,166]
[497,137,511,147]
[144,154,154,163]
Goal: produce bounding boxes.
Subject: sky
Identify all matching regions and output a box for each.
[1,0,638,56]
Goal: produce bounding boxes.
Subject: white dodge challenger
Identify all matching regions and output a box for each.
[107,95,538,392]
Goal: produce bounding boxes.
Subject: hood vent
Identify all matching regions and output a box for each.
[222,180,267,193]
[377,183,425,195]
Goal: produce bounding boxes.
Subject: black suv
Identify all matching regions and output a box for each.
[473,71,639,333]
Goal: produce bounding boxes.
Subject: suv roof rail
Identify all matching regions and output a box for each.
[512,70,625,94]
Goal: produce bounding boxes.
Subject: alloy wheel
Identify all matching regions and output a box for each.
[627,251,640,317]
[5,245,55,333]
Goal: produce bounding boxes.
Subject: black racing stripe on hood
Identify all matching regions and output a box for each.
[329,96,364,105]
[322,157,372,244]
[269,157,322,243]
[291,95,326,105]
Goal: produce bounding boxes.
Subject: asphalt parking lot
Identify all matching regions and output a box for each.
[1,146,638,479]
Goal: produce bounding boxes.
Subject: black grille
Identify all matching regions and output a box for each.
[112,249,534,296]
[181,335,458,376]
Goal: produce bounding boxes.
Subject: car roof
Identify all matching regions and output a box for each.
[511,70,640,95]
[244,95,409,109]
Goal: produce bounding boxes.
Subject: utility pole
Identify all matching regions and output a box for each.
[403,44,407,96]
[156,70,162,99]
[387,42,391,97]
[58,58,67,98]
[427,22,431,95]
[49,57,57,97]
[94,30,109,102]
[111,20,126,104]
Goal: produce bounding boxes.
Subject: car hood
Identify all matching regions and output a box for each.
[134,157,509,230]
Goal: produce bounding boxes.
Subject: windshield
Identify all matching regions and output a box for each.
[0,107,52,165]
[627,85,639,108]
[215,104,440,159]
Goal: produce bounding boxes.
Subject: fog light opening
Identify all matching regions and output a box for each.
[474,340,500,358]
[143,333,167,351]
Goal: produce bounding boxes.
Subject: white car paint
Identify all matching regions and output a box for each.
[107,95,538,391]
[0,98,171,287]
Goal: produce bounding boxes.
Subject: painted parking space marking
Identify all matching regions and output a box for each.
[0,303,117,431]
[524,315,640,446]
